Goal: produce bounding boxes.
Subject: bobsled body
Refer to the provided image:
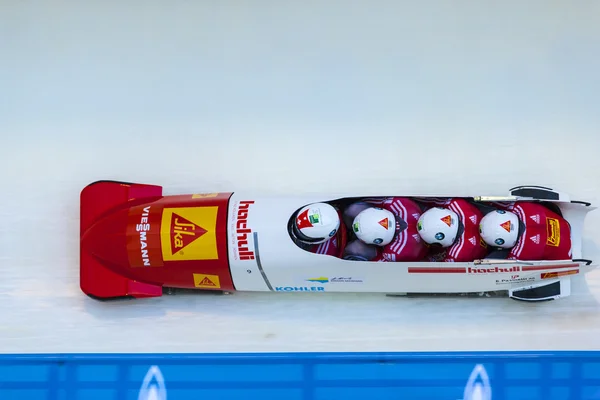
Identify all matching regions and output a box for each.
[80,181,597,302]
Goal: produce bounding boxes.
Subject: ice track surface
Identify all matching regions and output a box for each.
[2,0,600,353]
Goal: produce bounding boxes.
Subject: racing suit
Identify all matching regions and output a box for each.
[487,201,572,260]
[305,234,342,257]
[342,197,428,261]
[416,197,489,262]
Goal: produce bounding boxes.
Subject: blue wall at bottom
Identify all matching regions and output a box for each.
[0,351,599,400]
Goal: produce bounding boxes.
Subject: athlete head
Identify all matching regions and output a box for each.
[352,207,396,246]
[416,207,460,247]
[292,202,340,245]
[479,209,519,248]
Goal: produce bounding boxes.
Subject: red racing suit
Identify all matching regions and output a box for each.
[306,235,341,257]
[488,201,572,260]
[416,197,489,262]
[360,197,429,262]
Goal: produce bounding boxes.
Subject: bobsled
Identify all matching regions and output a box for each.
[80,181,597,302]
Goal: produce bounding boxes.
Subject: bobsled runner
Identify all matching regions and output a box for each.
[80,181,597,302]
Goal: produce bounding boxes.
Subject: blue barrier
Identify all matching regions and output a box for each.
[0,351,599,400]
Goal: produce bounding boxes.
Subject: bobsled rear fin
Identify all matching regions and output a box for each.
[509,278,571,302]
[509,186,571,202]
[558,202,597,260]
[80,180,164,299]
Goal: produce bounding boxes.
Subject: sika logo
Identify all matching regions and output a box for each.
[468,266,520,274]
[160,206,219,261]
[171,213,206,254]
[193,273,221,288]
[461,364,492,400]
[138,365,167,400]
[235,201,255,261]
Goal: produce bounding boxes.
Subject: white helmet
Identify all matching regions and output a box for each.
[352,207,396,246]
[416,207,460,248]
[479,209,519,249]
[293,202,340,244]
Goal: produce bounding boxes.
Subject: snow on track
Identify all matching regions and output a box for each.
[2,0,600,353]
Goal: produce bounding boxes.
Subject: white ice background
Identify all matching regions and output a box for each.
[1,0,600,353]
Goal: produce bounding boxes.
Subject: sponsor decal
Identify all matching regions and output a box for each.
[469,215,477,224]
[160,206,219,261]
[193,273,221,288]
[441,215,452,227]
[500,220,512,232]
[462,364,492,400]
[541,269,578,279]
[171,214,207,253]
[546,217,561,247]
[138,365,167,400]
[530,214,540,224]
[435,232,445,241]
[330,277,362,283]
[137,206,152,266]
[233,200,255,261]
[378,218,389,229]
[495,274,536,285]
[468,266,520,274]
[309,213,320,224]
[412,213,420,220]
[413,233,420,242]
[468,236,476,246]
[192,193,218,198]
[127,206,163,268]
[306,276,363,284]
[275,286,325,292]
[307,277,329,283]
[530,234,540,244]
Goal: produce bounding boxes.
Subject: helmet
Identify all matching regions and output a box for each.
[352,207,396,246]
[293,202,340,244]
[479,209,519,248]
[416,207,460,247]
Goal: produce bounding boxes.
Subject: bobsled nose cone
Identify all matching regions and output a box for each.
[80,209,129,268]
